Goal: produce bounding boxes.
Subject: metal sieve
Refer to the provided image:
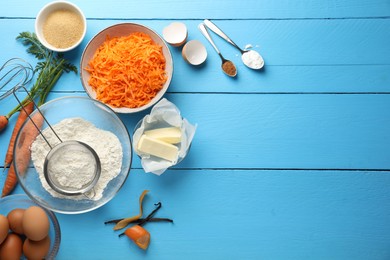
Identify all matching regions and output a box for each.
[12,86,101,197]
[43,140,101,196]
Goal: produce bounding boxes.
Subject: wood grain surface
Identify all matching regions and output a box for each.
[0,0,389,259]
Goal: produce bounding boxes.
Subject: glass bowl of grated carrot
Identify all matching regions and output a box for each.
[80,23,173,113]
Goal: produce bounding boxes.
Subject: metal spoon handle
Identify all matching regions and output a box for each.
[204,19,243,53]
[198,23,222,58]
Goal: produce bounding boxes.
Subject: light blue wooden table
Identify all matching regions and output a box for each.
[1,0,390,259]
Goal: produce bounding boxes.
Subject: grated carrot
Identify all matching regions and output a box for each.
[86,32,167,108]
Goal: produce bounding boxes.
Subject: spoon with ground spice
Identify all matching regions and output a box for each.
[198,23,237,77]
[203,19,264,70]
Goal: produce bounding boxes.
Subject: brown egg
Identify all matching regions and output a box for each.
[7,208,25,235]
[0,233,23,260]
[0,214,9,245]
[22,206,50,241]
[23,236,51,260]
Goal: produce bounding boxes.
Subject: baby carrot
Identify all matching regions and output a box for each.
[0,116,8,132]
[2,112,44,197]
[14,112,44,175]
[4,101,34,168]
[2,163,17,197]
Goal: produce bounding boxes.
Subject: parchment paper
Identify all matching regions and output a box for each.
[133,98,197,175]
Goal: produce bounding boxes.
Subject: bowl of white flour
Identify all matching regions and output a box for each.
[13,96,132,214]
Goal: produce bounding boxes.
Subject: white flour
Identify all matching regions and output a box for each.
[31,117,123,201]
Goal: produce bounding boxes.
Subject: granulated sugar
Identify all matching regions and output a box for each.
[43,9,84,49]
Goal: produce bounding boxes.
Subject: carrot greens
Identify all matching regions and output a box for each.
[13,32,77,110]
[1,32,77,129]
[1,32,77,196]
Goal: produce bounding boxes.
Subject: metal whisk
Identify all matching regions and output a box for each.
[0,57,101,198]
[0,58,34,101]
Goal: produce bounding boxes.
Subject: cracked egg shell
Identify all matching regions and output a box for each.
[182,40,207,66]
[163,22,188,47]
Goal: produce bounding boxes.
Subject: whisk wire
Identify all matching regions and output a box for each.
[0,58,34,101]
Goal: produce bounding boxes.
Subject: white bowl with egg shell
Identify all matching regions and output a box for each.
[35,1,87,52]
[80,23,173,114]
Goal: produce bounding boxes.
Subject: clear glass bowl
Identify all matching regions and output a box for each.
[13,96,132,214]
[0,194,61,259]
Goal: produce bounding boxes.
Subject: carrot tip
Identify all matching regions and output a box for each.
[3,163,9,171]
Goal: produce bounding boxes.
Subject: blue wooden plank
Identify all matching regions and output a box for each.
[3,64,390,94]
[0,19,389,94]
[160,93,390,170]
[50,19,390,66]
[0,1,389,260]
[6,169,390,259]
[2,93,390,170]
[1,0,390,19]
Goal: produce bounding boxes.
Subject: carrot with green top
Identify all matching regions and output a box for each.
[0,116,8,132]
[15,112,44,174]
[2,112,44,197]
[2,163,17,197]
[1,31,77,197]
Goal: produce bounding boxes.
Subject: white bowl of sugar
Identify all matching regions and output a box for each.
[35,1,87,52]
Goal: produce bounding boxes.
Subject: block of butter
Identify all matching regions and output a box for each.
[144,127,182,144]
[137,134,179,162]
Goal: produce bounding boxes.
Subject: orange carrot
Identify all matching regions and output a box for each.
[4,102,34,168]
[0,116,8,132]
[2,163,17,197]
[2,112,43,197]
[14,112,44,176]
[86,32,167,109]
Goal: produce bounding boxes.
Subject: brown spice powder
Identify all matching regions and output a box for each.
[222,61,237,77]
[43,9,84,49]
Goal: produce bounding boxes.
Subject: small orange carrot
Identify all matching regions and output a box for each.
[2,163,17,197]
[14,112,44,176]
[4,102,34,168]
[0,115,8,132]
[2,112,44,197]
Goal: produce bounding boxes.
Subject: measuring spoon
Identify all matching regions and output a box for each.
[204,19,264,70]
[198,23,237,77]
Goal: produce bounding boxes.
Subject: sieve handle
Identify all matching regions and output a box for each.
[12,86,63,148]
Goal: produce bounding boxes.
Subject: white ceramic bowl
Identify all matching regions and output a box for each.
[35,1,87,52]
[80,23,173,113]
